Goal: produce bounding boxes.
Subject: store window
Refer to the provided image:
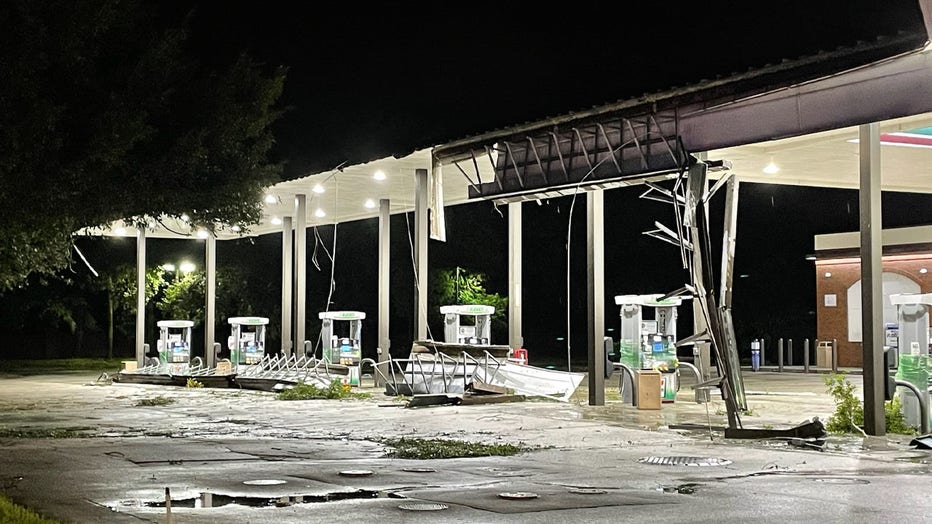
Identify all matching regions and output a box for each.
[847,272,919,342]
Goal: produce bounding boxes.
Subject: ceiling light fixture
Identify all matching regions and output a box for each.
[264,194,277,204]
[824,272,832,278]
[364,199,376,208]
[373,170,386,181]
[312,184,325,194]
[180,213,190,222]
[921,268,928,274]
[315,208,326,218]
[231,225,241,232]
[196,230,209,239]
[179,261,196,274]
[114,226,126,236]
[271,216,283,225]
[161,263,176,272]
[763,158,779,174]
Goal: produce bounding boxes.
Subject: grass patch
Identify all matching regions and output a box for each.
[381,437,528,459]
[0,495,61,524]
[135,396,175,407]
[0,358,125,374]
[824,373,917,435]
[0,427,91,439]
[277,380,371,401]
[186,378,204,388]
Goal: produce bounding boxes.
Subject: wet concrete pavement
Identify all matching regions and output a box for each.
[0,369,930,523]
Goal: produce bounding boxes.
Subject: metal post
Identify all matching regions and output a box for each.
[295,194,307,349]
[135,226,146,367]
[587,190,605,406]
[803,338,810,373]
[860,122,885,436]
[414,169,429,341]
[832,338,838,373]
[205,233,217,368]
[377,198,391,386]
[508,201,523,350]
[760,338,766,367]
[895,379,930,435]
[281,216,293,357]
[788,339,794,368]
[778,338,784,372]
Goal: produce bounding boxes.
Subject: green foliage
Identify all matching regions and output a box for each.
[0,358,125,373]
[0,0,287,290]
[186,378,204,389]
[276,380,370,400]
[0,427,91,438]
[135,396,175,406]
[824,373,917,435]
[429,267,508,340]
[0,495,61,524]
[380,437,527,459]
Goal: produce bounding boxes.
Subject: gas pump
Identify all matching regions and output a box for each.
[440,305,495,345]
[227,317,268,370]
[156,320,193,370]
[616,294,684,403]
[319,311,365,386]
[890,293,932,429]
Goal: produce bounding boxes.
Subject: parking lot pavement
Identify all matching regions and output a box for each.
[0,370,928,523]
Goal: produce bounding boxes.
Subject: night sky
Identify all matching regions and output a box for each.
[65,1,932,363]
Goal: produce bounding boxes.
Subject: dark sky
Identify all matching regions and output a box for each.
[168,0,927,178]
[113,0,932,363]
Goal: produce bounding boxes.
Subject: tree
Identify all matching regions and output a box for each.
[0,0,287,290]
[105,265,166,359]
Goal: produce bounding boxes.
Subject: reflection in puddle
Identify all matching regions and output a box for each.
[138,489,379,508]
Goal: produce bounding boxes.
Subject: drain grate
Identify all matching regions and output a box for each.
[638,456,732,467]
[399,503,448,511]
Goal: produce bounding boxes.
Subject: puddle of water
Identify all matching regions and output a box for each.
[139,489,379,508]
[658,483,702,494]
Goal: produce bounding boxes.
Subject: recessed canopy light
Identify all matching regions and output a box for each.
[161,263,175,272]
[271,216,283,225]
[315,208,326,218]
[824,272,832,278]
[762,161,779,174]
[180,213,190,222]
[364,199,376,208]
[196,230,209,239]
[921,268,928,274]
[373,170,386,181]
[231,225,241,232]
[312,184,325,194]
[264,194,277,204]
[114,226,126,236]
[179,261,196,274]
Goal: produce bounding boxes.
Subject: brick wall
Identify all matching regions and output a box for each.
[815,255,932,367]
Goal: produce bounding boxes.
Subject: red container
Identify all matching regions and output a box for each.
[513,348,528,365]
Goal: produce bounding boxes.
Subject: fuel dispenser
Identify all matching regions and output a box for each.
[440,304,495,345]
[156,320,193,369]
[319,311,365,386]
[227,317,268,369]
[890,293,932,429]
[616,294,683,404]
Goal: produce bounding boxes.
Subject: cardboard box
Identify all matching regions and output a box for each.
[215,361,233,375]
[637,370,662,410]
[122,360,137,372]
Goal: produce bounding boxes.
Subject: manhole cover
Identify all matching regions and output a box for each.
[339,470,374,477]
[398,502,448,511]
[568,488,607,495]
[242,480,287,486]
[498,491,539,500]
[813,477,870,485]
[638,456,732,467]
[402,467,436,473]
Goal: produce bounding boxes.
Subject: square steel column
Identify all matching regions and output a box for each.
[281,216,293,357]
[295,194,307,350]
[587,190,605,405]
[378,199,391,385]
[860,122,885,436]
[414,169,429,341]
[205,233,217,367]
[135,226,146,367]
[508,201,523,349]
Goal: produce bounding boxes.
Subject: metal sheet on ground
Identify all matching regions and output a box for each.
[400,485,677,513]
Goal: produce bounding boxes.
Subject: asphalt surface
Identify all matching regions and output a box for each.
[0,368,929,523]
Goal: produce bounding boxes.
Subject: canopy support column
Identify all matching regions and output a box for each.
[135,226,146,367]
[205,233,217,367]
[295,194,307,351]
[282,216,293,357]
[509,202,523,350]
[860,122,885,436]
[587,189,606,405]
